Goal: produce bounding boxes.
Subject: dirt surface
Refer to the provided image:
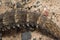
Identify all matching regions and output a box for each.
[2,31,54,40]
[0,0,60,40]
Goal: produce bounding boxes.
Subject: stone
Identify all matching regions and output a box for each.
[21,31,31,40]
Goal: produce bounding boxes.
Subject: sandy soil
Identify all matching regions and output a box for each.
[1,0,60,40]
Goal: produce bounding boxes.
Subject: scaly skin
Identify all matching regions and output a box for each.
[0,9,60,40]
